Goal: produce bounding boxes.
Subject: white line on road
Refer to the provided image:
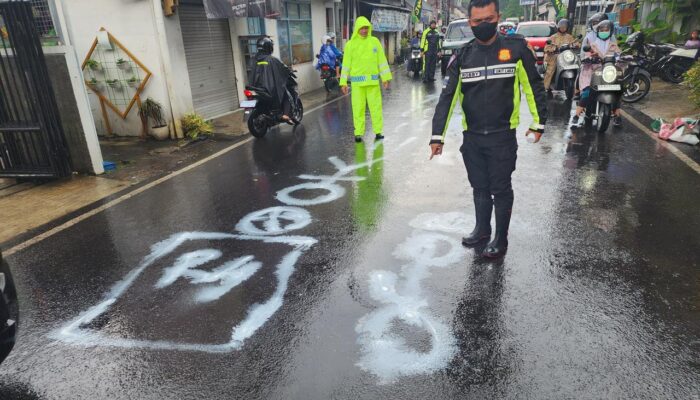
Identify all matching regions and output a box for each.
[4,93,352,257]
[621,109,700,175]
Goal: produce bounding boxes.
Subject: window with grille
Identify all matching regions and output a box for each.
[0,0,60,46]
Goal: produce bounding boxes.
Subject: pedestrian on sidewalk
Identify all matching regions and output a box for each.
[685,30,700,50]
[428,0,547,258]
[340,17,392,143]
[421,20,442,82]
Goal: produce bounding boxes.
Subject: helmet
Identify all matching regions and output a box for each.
[323,35,331,43]
[499,24,509,34]
[557,19,569,30]
[257,37,273,54]
[588,12,608,30]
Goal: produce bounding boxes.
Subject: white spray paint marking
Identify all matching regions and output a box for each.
[394,122,409,134]
[397,137,417,149]
[52,154,383,353]
[276,155,383,206]
[356,213,467,383]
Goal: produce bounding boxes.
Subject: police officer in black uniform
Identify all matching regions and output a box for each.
[421,20,442,82]
[429,0,547,258]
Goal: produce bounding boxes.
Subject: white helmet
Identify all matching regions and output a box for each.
[323,35,332,43]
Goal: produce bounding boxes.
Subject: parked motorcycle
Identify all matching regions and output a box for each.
[619,54,652,103]
[624,32,689,83]
[583,50,623,133]
[662,47,699,84]
[546,40,580,100]
[407,46,422,79]
[241,69,303,138]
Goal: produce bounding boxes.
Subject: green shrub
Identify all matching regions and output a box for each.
[684,61,700,109]
[181,113,213,140]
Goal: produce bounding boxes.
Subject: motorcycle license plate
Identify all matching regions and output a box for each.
[597,84,621,91]
[240,100,257,108]
[562,65,579,70]
[443,49,452,55]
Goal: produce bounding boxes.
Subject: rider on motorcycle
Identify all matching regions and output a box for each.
[249,37,296,125]
[544,19,577,93]
[571,20,622,128]
[317,35,342,77]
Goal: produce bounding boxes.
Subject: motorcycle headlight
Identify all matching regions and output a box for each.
[562,50,575,64]
[602,65,617,83]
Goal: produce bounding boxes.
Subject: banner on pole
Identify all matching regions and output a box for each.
[413,0,423,20]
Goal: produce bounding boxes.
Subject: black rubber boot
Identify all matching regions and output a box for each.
[482,192,512,258]
[462,190,493,246]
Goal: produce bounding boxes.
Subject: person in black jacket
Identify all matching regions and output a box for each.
[429,0,547,258]
[249,37,295,124]
[421,20,442,82]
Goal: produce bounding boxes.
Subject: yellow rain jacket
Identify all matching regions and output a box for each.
[339,17,392,87]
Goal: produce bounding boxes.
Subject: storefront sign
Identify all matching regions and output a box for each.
[371,8,410,33]
[413,0,423,19]
[203,0,282,19]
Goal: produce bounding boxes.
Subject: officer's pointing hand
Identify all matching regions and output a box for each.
[429,143,443,160]
[526,130,542,143]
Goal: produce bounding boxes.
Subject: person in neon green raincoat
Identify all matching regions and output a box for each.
[340,16,392,143]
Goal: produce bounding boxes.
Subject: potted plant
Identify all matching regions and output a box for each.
[85,59,101,71]
[116,58,131,70]
[126,76,139,88]
[87,77,104,91]
[181,113,213,140]
[139,98,169,140]
[106,79,122,90]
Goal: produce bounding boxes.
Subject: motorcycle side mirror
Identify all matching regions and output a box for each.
[582,45,591,52]
[546,39,552,45]
[577,34,583,39]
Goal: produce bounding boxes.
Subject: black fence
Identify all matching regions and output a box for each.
[0,0,71,179]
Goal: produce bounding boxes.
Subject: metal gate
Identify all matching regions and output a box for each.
[180,2,239,119]
[0,1,71,179]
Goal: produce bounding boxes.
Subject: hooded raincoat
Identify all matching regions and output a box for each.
[340,17,392,137]
[249,52,291,113]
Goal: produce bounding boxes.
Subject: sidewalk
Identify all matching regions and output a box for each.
[0,87,342,248]
[624,79,700,163]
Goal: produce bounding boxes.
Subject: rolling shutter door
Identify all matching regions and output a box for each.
[179,4,238,119]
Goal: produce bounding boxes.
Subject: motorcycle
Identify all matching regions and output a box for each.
[623,32,689,84]
[407,46,422,79]
[318,62,339,92]
[582,50,623,133]
[546,40,580,100]
[619,54,652,103]
[662,47,699,84]
[241,68,304,138]
[315,53,342,92]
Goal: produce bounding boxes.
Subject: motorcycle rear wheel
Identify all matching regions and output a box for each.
[663,64,685,84]
[247,109,268,138]
[622,74,651,103]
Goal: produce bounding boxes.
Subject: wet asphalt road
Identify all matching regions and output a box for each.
[2,70,700,399]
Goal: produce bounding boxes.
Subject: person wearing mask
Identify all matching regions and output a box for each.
[570,20,622,128]
[249,37,296,125]
[421,20,442,82]
[317,35,341,78]
[410,31,422,48]
[685,30,700,49]
[544,19,576,93]
[340,17,392,143]
[429,0,547,258]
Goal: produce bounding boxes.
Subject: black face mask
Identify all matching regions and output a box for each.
[472,21,498,42]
